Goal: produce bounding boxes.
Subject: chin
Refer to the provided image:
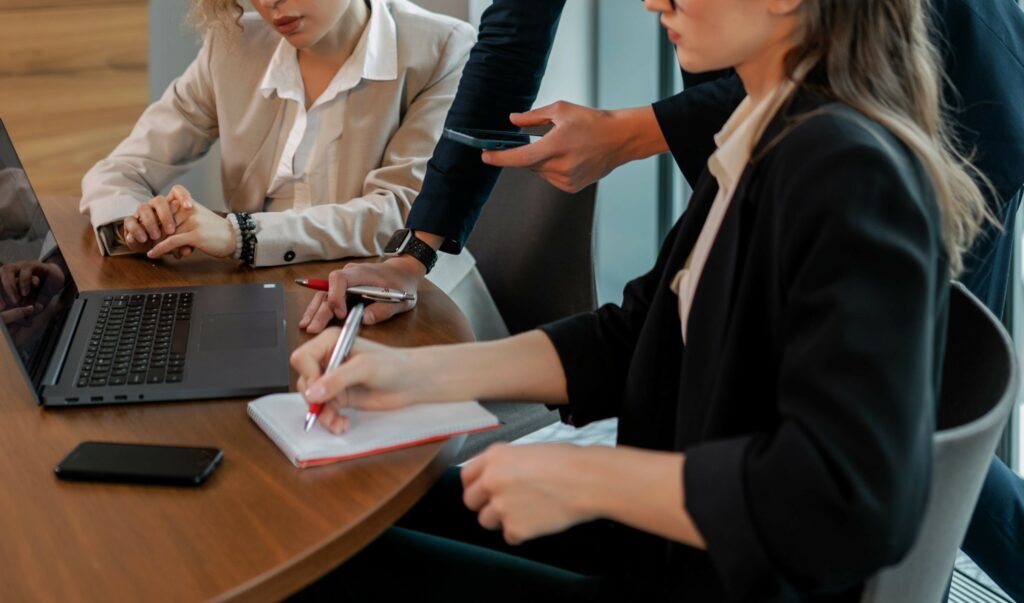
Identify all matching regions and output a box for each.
[675,48,728,74]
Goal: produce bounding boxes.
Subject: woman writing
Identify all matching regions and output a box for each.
[80,0,481,320]
[290,0,989,599]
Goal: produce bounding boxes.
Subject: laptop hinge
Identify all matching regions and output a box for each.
[40,297,86,397]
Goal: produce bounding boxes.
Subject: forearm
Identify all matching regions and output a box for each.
[576,446,705,548]
[612,105,668,163]
[409,330,568,405]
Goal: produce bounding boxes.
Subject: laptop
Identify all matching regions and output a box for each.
[0,120,289,407]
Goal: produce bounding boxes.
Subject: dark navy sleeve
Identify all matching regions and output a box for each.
[405,0,566,254]
[652,74,744,188]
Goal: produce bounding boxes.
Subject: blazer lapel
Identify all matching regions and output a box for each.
[225,97,287,211]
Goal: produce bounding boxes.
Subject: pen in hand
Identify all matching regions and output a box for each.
[304,302,366,432]
[294,279,415,303]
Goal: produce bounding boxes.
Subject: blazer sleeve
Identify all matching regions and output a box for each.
[248,22,475,267]
[79,32,219,255]
[683,118,941,597]
[538,216,684,426]
[652,74,744,188]
[404,0,567,254]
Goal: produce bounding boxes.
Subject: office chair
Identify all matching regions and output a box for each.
[456,169,598,462]
[861,282,1020,603]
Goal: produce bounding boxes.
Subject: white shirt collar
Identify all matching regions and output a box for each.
[258,0,398,105]
[708,79,796,193]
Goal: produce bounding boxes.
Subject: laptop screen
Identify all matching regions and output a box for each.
[0,121,78,394]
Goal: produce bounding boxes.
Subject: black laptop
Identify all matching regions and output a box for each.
[0,120,289,407]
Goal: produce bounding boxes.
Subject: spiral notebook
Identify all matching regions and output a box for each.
[248,393,499,468]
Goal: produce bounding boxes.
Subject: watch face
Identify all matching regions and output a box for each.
[384,229,411,253]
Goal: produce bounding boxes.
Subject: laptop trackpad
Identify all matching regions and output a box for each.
[199,312,277,350]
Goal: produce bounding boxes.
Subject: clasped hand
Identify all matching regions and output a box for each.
[121,185,236,260]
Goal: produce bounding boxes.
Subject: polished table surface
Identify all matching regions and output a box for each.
[0,196,475,601]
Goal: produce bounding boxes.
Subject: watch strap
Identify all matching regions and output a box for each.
[402,232,437,274]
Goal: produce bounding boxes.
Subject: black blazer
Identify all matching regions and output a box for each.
[541,90,948,601]
[406,0,1024,312]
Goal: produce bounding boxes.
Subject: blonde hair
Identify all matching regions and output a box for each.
[188,0,245,34]
[786,0,993,275]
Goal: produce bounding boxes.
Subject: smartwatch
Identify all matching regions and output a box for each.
[384,228,437,273]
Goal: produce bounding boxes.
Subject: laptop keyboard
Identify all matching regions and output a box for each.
[76,292,193,388]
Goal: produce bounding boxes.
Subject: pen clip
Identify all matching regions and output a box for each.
[358,293,416,304]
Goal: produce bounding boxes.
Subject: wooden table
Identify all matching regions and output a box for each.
[0,197,475,601]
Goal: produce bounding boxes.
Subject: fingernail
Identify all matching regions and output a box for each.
[166,224,175,234]
[126,233,134,243]
[305,384,326,400]
[147,250,156,258]
[138,233,147,243]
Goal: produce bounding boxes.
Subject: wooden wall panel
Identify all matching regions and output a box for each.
[0,5,147,76]
[0,0,148,196]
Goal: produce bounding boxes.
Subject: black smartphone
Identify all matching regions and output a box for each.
[442,127,541,150]
[54,442,223,486]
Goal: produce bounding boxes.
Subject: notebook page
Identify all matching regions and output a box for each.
[249,393,498,466]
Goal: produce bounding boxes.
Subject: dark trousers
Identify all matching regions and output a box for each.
[290,468,667,602]
[962,456,1024,601]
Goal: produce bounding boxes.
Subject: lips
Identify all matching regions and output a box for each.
[660,19,681,43]
[273,15,303,35]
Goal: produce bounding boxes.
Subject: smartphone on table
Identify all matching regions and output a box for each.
[442,127,542,150]
[54,441,223,486]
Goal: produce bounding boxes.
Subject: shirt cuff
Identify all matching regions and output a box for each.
[85,195,144,256]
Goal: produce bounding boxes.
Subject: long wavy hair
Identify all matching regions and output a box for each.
[786,0,992,275]
[188,0,245,34]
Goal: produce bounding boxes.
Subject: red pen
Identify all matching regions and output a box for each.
[304,303,366,432]
[294,279,416,302]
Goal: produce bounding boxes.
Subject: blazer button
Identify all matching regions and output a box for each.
[284,250,296,262]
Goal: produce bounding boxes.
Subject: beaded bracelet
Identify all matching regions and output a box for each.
[235,212,258,265]
[226,214,243,261]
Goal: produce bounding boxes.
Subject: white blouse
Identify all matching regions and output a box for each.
[258,0,397,212]
[671,80,795,343]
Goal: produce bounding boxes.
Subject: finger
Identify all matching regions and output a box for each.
[508,106,556,128]
[477,503,503,531]
[147,232,194,258]
[290,327,341,387]
[318,406,351,434]
[460,454,486,488]
[462,477,491,512]
[182,246,194,257]
[123,216,147,244]
[481,136,557,168]
[1,268,20,304]
[326,270,350,320]
[305,297,338,334]
[136,204,162,241]
[304,355,373,405]
[19,266,34,296]
[151,196,176,236]
[2,305,35,323]
[169,185,194,210]
[299,292,326,329]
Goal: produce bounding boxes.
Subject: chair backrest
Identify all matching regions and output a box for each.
[465,168,598,335]
[861,282,1019,602]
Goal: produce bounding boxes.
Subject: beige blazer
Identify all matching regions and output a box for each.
[81,0,476,292]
